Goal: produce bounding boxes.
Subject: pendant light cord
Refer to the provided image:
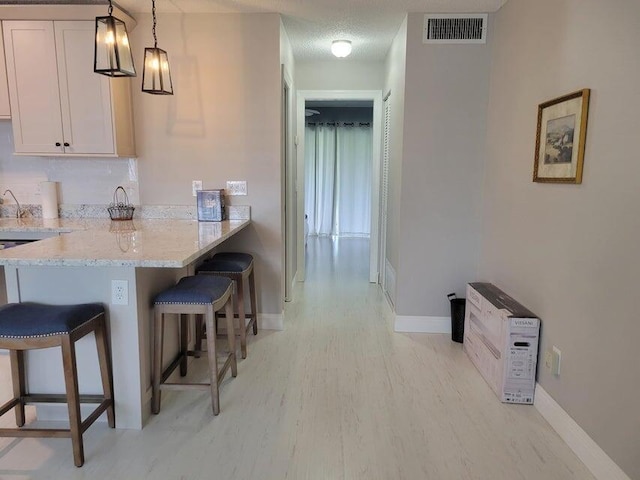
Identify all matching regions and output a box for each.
[151,0,158,48]
[108,0,113,16]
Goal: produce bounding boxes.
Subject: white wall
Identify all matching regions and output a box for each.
[280,20,297,296]
[296,60,384,90]
[129,12,284,315]
[481,1,640,477]
[394,13,491,317]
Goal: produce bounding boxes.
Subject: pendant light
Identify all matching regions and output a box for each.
[94,0,136,77]
[142,0,173,95]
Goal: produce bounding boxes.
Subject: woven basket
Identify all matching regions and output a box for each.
[108,186,135,221]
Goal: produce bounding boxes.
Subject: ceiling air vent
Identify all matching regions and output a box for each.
[423,14,488,44]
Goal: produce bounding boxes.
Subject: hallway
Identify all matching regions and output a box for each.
[0,237,594,479]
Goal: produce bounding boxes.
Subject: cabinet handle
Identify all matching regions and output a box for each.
[55,142,61,147]
[63,142,70,147]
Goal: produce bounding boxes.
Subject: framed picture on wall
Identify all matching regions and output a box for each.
[533,89,591,184]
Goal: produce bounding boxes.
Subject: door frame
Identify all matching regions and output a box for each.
[296,89,383,283]
[281,66,295,302]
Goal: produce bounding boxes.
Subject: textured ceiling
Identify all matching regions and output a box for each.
[118,0,507,60]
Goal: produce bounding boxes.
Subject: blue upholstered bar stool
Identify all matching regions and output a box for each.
[0,303,115,467]
[152,275,238,416]
[197,252,257,359]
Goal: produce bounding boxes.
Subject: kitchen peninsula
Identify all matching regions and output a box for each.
[0,217,250,429]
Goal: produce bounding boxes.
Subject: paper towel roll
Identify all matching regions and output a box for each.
[40,181,58,219]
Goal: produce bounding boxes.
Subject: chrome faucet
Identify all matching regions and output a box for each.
[3,189,25,218]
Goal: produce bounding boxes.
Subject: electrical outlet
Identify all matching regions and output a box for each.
[192,180,202,197]
[226,180,247,196]
[544,350,553,371]
[552,346,562,376]
[112,280,129,305]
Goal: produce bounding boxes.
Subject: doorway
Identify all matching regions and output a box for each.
[296,90,382,284]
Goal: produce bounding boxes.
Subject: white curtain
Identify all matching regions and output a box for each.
[305,123,372,237]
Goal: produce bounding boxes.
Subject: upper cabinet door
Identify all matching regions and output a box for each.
[54,21,114,155]
[3,21,64,154]
[0,24,11,119]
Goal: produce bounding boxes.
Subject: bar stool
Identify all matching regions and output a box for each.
[197,252,257,359]
[152,275,237,416]
[0,302,115,467]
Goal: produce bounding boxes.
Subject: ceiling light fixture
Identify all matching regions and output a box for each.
[331,40,352,58]
[142,0,174,95]
[94,0,136,77]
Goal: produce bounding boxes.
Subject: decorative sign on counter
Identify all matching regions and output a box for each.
[197,190,226,222]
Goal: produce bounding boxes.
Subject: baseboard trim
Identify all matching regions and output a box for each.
[534,384,631,480]
[394,315,451,333]
[259,313,284,331]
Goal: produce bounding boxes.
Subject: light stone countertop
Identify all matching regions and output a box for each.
[0,218,250,268]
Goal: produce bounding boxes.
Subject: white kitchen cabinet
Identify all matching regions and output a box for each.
[2,20,135,156]
[0,24,11,118]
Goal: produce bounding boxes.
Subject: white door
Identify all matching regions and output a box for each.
[3,21,64,154]
[55,21,114,155]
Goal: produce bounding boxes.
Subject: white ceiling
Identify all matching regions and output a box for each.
[112,0,508,61]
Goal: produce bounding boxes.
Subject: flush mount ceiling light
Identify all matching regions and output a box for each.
[142,0,174,95]
[94,0,136,76]
[331,40,352,58]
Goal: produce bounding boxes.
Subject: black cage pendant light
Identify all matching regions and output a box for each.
[94,0,136,77]
[142,0,173,95]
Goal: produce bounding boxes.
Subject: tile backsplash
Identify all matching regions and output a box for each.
[0,121,140,207]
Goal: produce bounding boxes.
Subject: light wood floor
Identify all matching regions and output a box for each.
[0,236,595,479]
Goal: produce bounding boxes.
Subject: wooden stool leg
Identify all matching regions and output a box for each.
[236,276,248,359]
[151,308,165,414]
[205,305,220,415]
[61,336,84,468]
[9,350,26,427]
[94,317,115,428]
[180,314,189,377]
[194,315,203,358]
[224,296,238,378]
[249,268,258,335]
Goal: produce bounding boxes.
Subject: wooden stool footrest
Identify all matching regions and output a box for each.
[159,352,234,391]
[0,398,112,438]
[81,399,112,434]
[23,394,106,404]
[0,428,71,438]
[217,355,234,384]
[0,398,21,417]
[160,383,211,391]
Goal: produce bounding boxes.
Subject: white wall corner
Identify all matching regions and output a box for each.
[394,315,451,334]
[534,384,631,480]
[259,312,284,331]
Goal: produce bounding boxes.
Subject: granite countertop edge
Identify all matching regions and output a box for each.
[0,218,251,268]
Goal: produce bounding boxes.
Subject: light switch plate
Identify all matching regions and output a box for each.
[552,346,562,376]
[544,350,553,371]
[192,180,202,197]
[226,181,247,196]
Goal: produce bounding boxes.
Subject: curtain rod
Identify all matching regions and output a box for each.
[307,122,371,127]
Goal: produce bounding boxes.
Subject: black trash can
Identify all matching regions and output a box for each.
[447,293,466,343]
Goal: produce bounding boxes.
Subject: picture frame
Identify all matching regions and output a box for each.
[533,89,590,184]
